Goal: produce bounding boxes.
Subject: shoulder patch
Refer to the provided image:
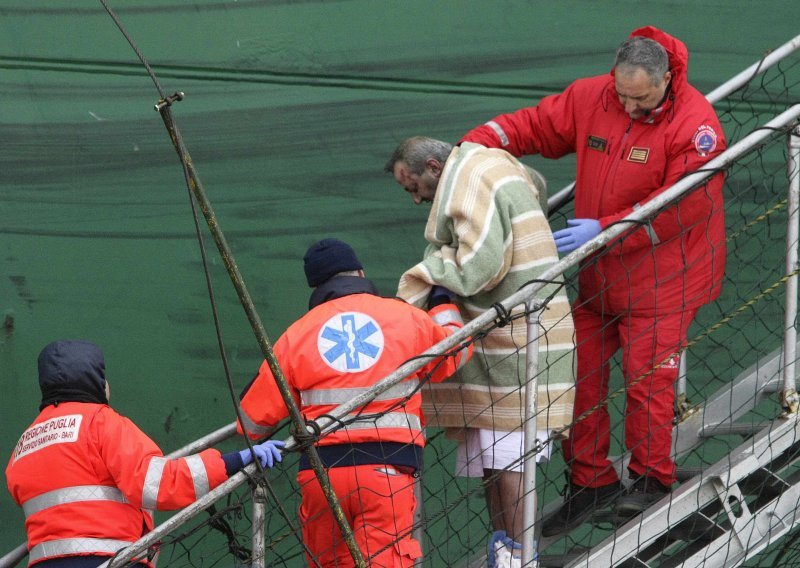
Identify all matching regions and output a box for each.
[692,125,718,157]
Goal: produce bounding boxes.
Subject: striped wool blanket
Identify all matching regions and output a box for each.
[397,142,575,434]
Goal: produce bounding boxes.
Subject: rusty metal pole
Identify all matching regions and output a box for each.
[155,100,365,567]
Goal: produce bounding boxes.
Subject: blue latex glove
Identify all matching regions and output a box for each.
[552,218,601,253]
[427,285,455,309]
[239,440,285,469]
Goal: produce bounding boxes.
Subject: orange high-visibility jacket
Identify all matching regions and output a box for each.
[238,293,470,449]
[6,402,228,567]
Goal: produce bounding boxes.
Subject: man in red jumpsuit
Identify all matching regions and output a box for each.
[238,238,472,567]
[6,339,284,568]
[460,26,726,535]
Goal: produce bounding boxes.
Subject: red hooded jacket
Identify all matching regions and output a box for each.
[461,26,726,315]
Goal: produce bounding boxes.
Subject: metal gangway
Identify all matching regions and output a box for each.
[3,31,800,568]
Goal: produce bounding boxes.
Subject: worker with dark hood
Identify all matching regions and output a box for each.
[6,339,284,568]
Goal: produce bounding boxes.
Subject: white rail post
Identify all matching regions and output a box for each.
[0,544,27,568]
[675,351,698,422]
[413,473,425,567]
[251,484,268,568]
[521,302,542,567]
[676,350,687,411]
[782,125,800,415]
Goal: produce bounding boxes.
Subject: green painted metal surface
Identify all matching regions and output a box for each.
[2,0,800,558]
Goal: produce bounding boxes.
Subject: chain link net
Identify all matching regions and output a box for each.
[104,44,800,568]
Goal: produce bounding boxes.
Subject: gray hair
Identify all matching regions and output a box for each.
[384,136,453,175]
[614,36,669,85]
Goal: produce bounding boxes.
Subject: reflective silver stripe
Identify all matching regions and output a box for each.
[184,455,210,499]
[633,203,661,244]
[456,348,469,370]
[142,456,167,510]
[22,485,127,518]
[643,223,660,244]
[431,308,464,327]
[301,380,419,406]
[486,120,510,146]
[340,412,422,432]
[29,538,131,563]
[239,406,273,437]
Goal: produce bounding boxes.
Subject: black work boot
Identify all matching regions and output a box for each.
[541,481,623,537]
[614,476,671,517]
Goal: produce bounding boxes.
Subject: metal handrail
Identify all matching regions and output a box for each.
[98,104,800,568]
[3,31,800,568]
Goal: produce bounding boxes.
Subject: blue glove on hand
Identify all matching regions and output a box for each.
[427,285,455,309]
[552,218,601,253]
[239,440,285,469]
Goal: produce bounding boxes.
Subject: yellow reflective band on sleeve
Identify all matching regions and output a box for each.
[22,485,128,518]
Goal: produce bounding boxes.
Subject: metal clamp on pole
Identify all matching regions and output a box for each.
[154,91,185,111]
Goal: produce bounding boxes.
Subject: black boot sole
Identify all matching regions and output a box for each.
[541,484,623,537]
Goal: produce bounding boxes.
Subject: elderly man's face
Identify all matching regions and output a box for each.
[615,66,671,120]
[392,160,440,205]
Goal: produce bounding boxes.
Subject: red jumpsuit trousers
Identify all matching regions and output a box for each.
[562,301,698,488]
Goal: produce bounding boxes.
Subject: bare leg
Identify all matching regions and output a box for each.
[484,469,524,542]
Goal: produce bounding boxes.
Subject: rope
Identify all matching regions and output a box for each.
[99,0,165,99]
[97,3,337,565]
[549,264,800,444]
[291,418,323,451]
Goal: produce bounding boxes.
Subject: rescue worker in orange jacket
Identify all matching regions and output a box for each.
[6,339,285,568]
[238,238,472,568]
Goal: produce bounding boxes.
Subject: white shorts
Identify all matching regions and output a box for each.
[454,428,552,477]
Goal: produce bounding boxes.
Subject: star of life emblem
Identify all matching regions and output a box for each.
[317,312,384,372]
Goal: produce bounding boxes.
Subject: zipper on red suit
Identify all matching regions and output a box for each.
[596,120,633,210]
[594,119,633,310]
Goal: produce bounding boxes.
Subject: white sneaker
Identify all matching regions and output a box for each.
[487,530,523,568]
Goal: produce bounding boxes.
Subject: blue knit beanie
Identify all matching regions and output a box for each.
[303,238,363,287]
